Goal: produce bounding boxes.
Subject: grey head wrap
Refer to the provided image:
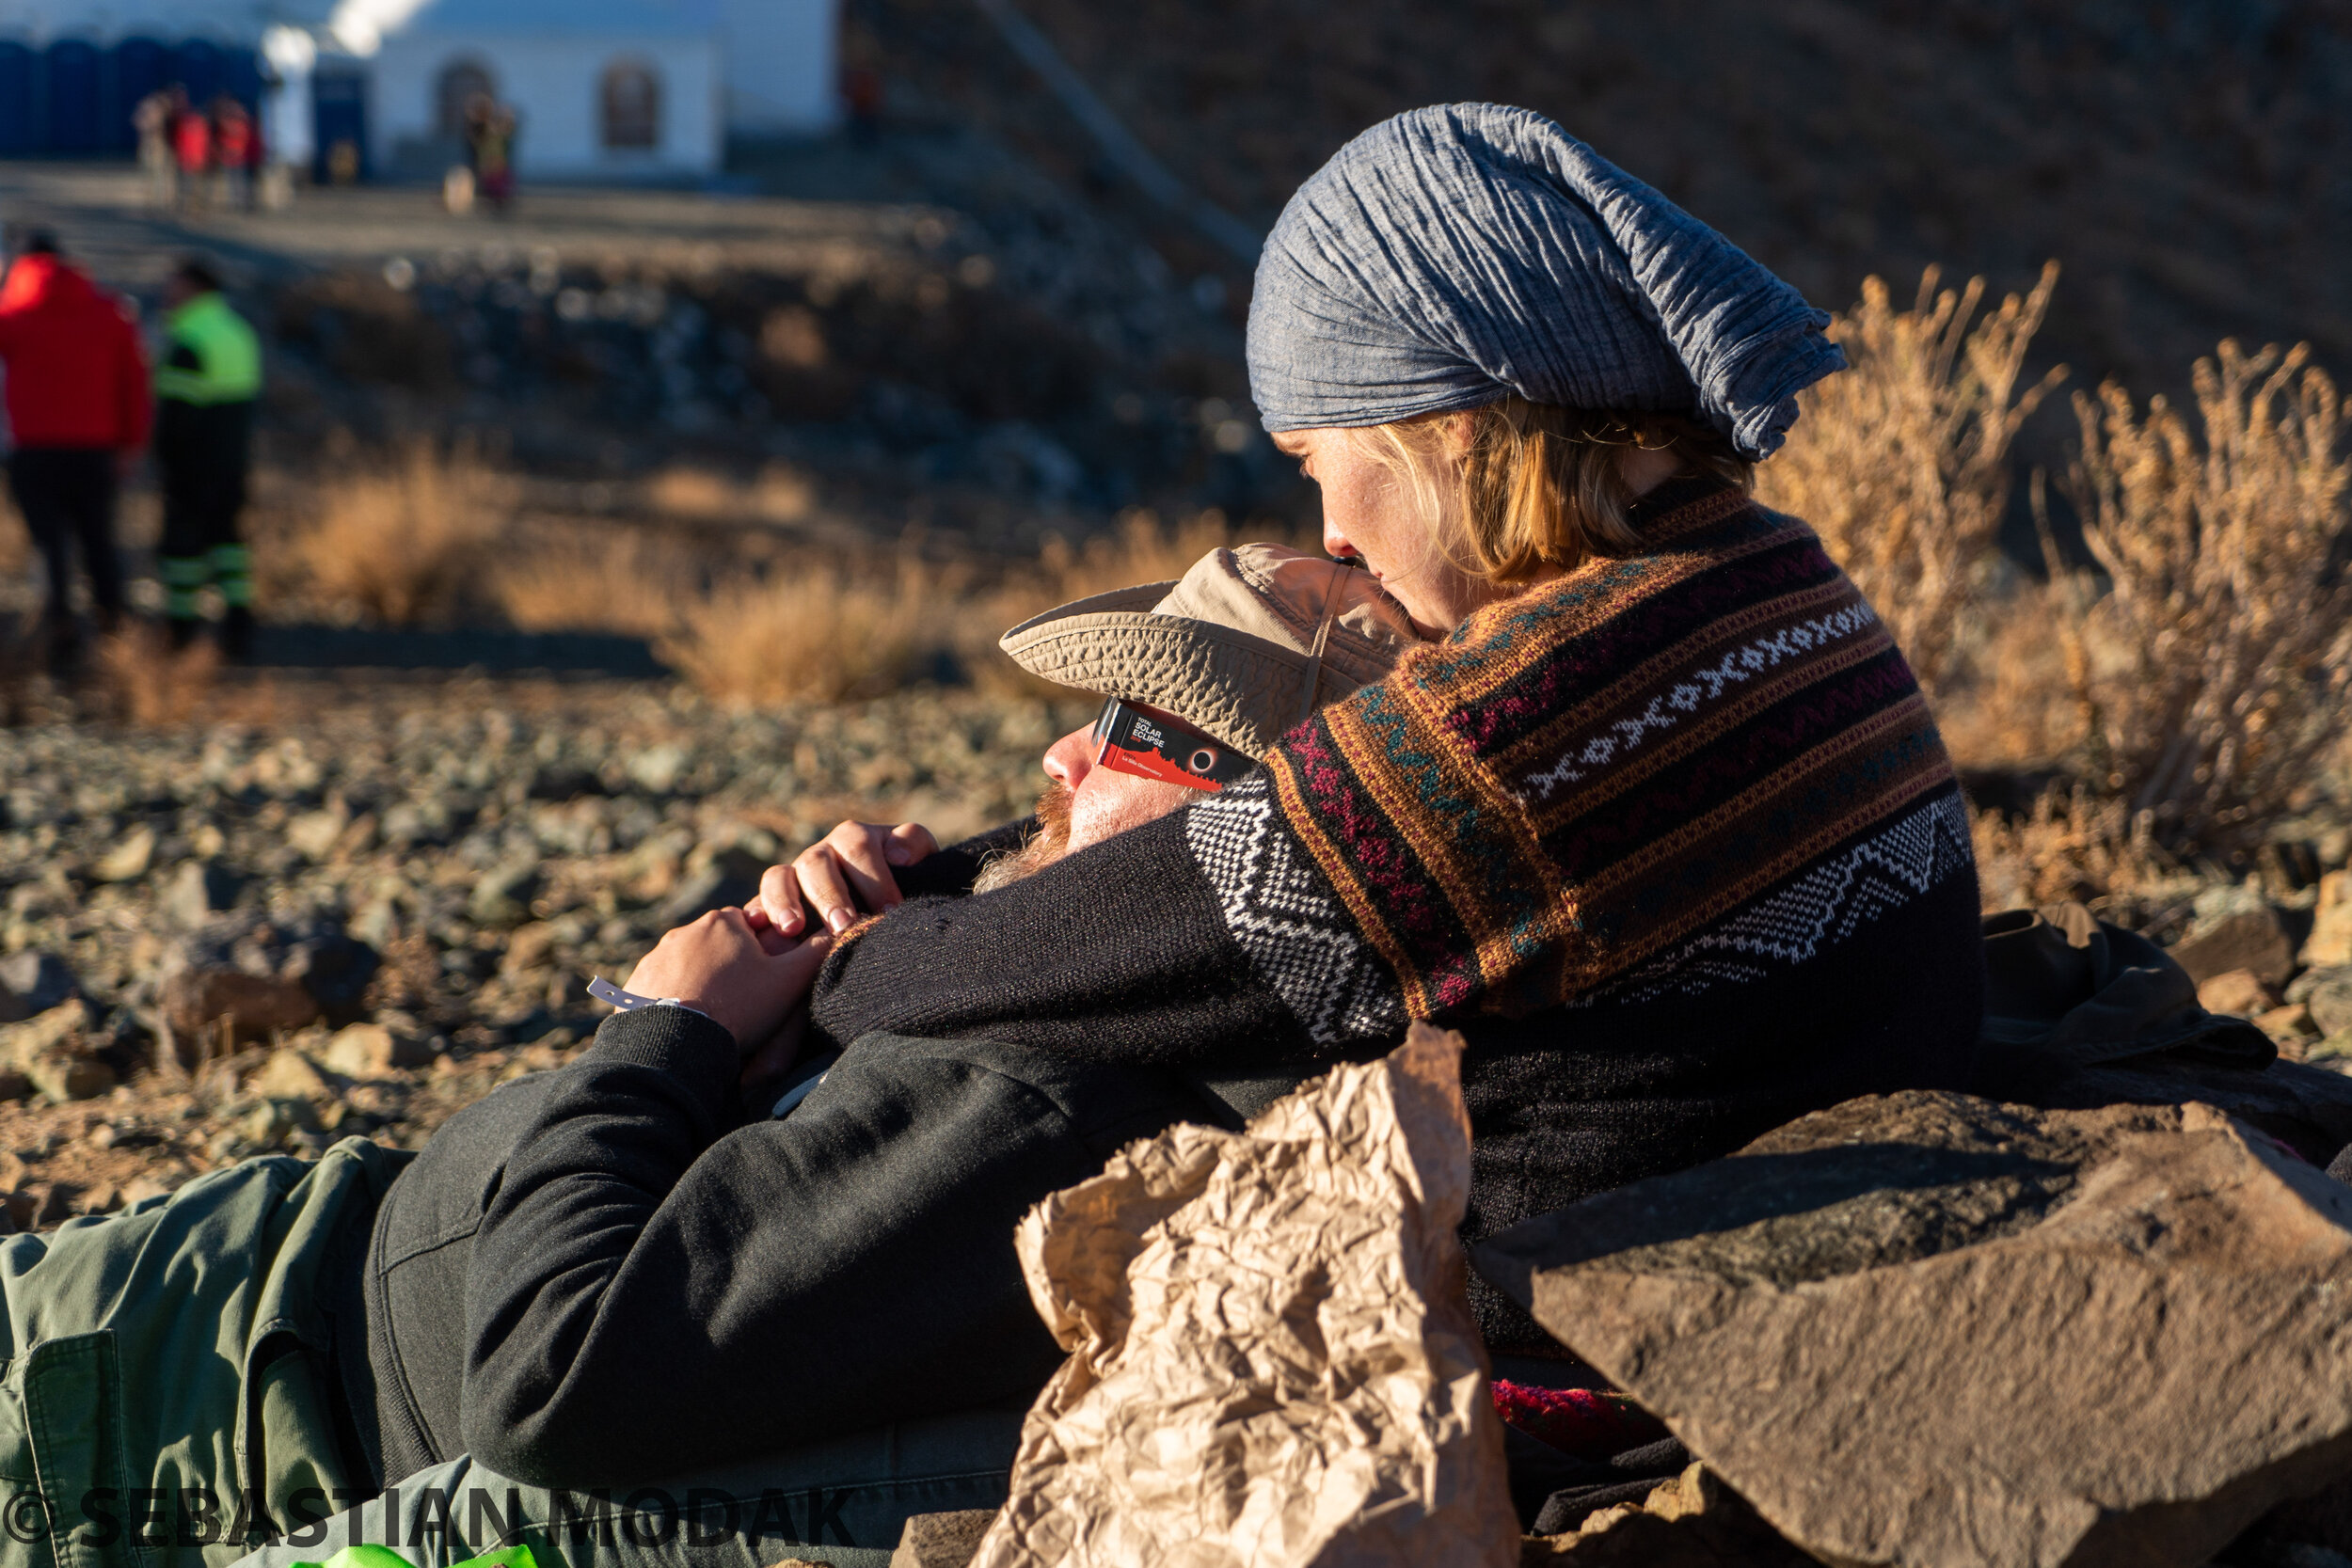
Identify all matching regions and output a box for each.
[1246,103,1844,458]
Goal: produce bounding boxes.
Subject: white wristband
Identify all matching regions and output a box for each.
[587,976,713,1024]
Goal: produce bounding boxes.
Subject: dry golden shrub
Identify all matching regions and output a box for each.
[659,565,933,705]
[2051,341,2352,848]
[494,531,687,640]
[268,441,515,625]
[1758,263,2065,696]
[1928,577,2090,770]
[1968,785,2175,911]
[94,623,220,726]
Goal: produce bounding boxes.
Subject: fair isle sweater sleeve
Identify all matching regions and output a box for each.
[808,476,1976,1068]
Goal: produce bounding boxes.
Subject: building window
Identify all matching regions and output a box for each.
[600,59,659,150]
[436,58,496,137]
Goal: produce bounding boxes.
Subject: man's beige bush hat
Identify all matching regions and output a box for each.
[999,544,1423,756]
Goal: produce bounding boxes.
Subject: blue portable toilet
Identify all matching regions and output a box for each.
[224,46,262,112]
[110,36,170,150]
[311,66,368,182]
[45,38,103,151]
[0,41,36,152]
[170,38,221,106]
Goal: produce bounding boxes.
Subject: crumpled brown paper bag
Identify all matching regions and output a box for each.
[969,1022,1518,1568]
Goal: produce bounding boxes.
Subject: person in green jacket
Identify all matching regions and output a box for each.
[153,256,261,657]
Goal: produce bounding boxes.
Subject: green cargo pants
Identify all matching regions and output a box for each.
[0,1137,409,1568]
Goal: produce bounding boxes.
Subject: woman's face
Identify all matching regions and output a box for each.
[1273,425,1492,636]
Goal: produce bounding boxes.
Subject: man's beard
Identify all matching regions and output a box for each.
[972,781,1074,893]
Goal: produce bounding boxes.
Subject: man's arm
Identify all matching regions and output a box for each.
[457,1009,1159,1484]
[807,792,1403,1070]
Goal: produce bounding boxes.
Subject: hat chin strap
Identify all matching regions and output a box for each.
[1293,572,1347,734]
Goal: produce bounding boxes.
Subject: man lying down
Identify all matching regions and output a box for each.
[2,545,1407,1568]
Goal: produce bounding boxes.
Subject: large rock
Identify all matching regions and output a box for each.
[163,970,319,1049]
[2169,906,2296,987]
[1474,1092,2352,1568]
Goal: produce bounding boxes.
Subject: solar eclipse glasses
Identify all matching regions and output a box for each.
[1090,697,1253,791]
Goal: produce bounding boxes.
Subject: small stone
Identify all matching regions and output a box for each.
[2323,870,2352,917]
[119,1176,172,1208]
[2169,907,2296,988]
[892,1511,1000,1568]
[285,805,350,861]
[2306,899,2352,971]
[0,951,77,1014]
[2200,968,2279,1018]
[350,896,401,949]
[91,824,157,883]
[2260,1004,2320,1043]
[24,1054,115,1101]
[250,1047,334,1101]
[323,1022,437,1077]
[2312,975,2352,1040]
[628,743,689,795]
[501,921,558,976]
[161,861,240,927]
[469,862,543,927]
[0,998,93,1066]
[238,1100,307,1149]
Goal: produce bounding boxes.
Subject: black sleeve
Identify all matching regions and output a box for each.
[893,816,1038,899]
[457,1008,1179,1485]
[809,807,1312,1069]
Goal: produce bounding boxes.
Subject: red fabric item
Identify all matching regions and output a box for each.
[0,255,152,450]
[215,113,254,167]
[1490,1378,1672,1462]
[174,113,212,173]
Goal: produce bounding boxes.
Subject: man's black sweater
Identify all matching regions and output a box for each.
[355,1006,1216,1487]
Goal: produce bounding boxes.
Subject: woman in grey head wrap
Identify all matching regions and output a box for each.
[1249,102,1847,633]
[806,103,1982,1362]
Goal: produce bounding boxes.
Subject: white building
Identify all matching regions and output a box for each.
[358,0,726,181]
[0,0,837,174]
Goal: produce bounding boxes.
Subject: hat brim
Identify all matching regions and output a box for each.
[999,585,1318,757]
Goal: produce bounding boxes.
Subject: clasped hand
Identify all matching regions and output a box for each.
[620,818,935,1085]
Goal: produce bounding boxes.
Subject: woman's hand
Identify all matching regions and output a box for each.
[756,818,939,937]
[622,908,831,1052]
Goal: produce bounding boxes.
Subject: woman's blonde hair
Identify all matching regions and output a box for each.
[1345,399,1755,585]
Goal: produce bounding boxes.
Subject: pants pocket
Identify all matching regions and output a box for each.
[1,1331,143,1568]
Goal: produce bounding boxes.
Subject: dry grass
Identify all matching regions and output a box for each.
[262,441,516,626]
[2048,341,2352,849]
[656,564,936,705]
[1968,784,2177,912]
[493,531,690,641]
[1759,263,2064,697]
[93,624,222,726]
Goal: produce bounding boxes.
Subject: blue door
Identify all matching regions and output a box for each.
[45,39,102,151]
[170,38,220,107]
[110,36,169,150]
[0,41,38,152]
[311,68,368,182]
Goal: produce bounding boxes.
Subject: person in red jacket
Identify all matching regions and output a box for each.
[0,232,151,671]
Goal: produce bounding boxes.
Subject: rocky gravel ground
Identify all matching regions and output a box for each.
[0,676,1087,1227]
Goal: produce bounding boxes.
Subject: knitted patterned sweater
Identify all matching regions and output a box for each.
[811,474,1984,1346]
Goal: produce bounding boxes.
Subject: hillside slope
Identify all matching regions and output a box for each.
[858,0,2352,399]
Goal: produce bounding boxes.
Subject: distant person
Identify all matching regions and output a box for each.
[153,257,261,657]
[0,232,150,673]
[213,97,260,211]
[172,98,213,213]
[843,65,882,146]
[133,87,177,208]
[464,93,517,214]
